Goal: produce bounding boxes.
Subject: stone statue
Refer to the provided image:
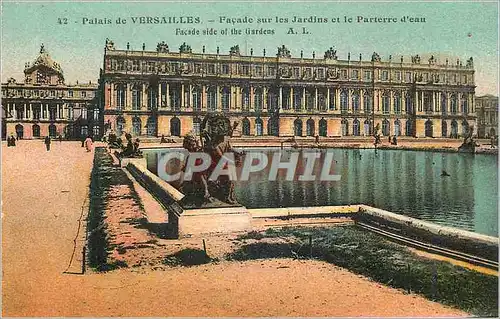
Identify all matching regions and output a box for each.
[179,42,192,54]
[156,41,169,53]
[118,133,143,157]
[199,113,242,204]
[458,124,478,153]
[466,57,474,68]
[371,52,381,62]
[373,123,382,146]
[324,47,338,60]
[229,45,240,56]
[411,55,421,64]
[105,38,115,51]
[277,45,291,58]
[428,55,436,65]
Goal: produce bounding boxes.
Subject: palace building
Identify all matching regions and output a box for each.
[99,39,476,139]
[1,45,100,139]
[476,94,498,138]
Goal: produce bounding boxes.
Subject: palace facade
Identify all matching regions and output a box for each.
[1,45,100,139]
[99,40,476,139]
[476,94,498,138]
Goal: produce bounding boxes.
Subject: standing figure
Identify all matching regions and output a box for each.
[84,135,93,152]
[44,136,51,151]
[58,134,63,143]
[7,134,16,147]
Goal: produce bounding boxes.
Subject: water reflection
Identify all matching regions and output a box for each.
[144,148,498,236]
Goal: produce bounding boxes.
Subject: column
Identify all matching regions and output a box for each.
[141,83,146,109]
[301,87,305,111]
[110,82,114,109]
[335,88,341,112]
[263,87,268,110]
[166,83,170,108]
[56,104,60,119]
[181,84,185,108]
[23,103,27,120]
[126,83,131,109]
[158,82,162,108]
[202,85,207,110]
[290,87,294,111]
[389,91,394,114]
[189,84,193,109]
[250,86,254,111]
[326,88,331,111]
[279,86,283,110]
[12,103,17,119]
[315,87,318,111]
[29,103,33,120]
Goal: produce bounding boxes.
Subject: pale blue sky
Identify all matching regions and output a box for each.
[1,1,498,95]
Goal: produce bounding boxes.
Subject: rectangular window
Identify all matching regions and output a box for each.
[132,60,140,71]
[255,66,263,76]
[68,90,73,97]
[304,68,312,78]
[405,72,412,82]
[117,60,124,71]
[194,63,203,73]
[364,71,372,81]
[317,68,324,79]
[381,70,389,81]
[81,91,86,98]
[462,75,467,84]
[34,90,39,97]
[395,71,401,81]
[207,64,215,74]
[293,67,300,78]
[423,73,429,82]
[93,109,99,121]
[81,107,87,120]
[351,70,359,79]
[222,64,229,74]
[267,66,276,77]
[341,69,348,79]
[241,65,249,75]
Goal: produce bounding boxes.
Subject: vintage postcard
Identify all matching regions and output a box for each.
[1,0,498,317]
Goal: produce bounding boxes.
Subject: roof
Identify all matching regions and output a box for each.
[24,44,64,76]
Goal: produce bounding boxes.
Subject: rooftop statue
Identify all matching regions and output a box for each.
[179,42,192,54]
[277,45,291,58]
[156,41,169,53]
[428,55,436,65]
[411,54,421,64]
[466,57,474,68]
[105,38,115,51]
[371,52,381,62]
[229,45,240,56]
[324,47,338,60]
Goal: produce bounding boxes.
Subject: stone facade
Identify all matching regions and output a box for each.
[1,45,100,140]
[97,40,476,138]
[476,94,498,138]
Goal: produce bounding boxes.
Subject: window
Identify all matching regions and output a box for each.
[255,66,263,76]
[194,63,203,73]
[423,73,429,82]
[68,90,73,97]
[381,70,389,81]
[329,89,336,110]
[364,71,372,81]
[395,71,401,81]
[34,90,39,97]
[132,60,140,71]
[81,91,86,98]
[351,70,359,79]
[147,62,155,72]
[222,64,229,75]
[317,68,324,79]
[341,69,348,79]
[405,72,412,82]
[240,65,249,75]
[93,109,99,121]
[304,68,312,78]
[81,107,87,119]
[340,90,348,111]
[50,90,55,97]
[132,86,141,110]
[382,93,390,114]
[207,64,215,74]
[293,67,300,78]
[267,66,276,77]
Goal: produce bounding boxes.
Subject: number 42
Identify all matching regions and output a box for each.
[58,18,68,25]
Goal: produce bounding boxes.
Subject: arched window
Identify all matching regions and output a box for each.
[267,89,278,112]
[192,117,201,135]
[32,124,40,137]
[450,94,457,114]
[382,92,390,114]
[221,87,231,112]
[319,118,327,137]
[382,119,390,136]
[405,93,413,114]
[242,88,250,111]
[132,117,142,136]
[192,87,202,111]
[364,119,371,136]
[341,119,348,136]
[294,88,302,111]
[241,118,250,136]
[462,120,469,136]
[306,89,315,110]
[461,96,469,114]
[115,84,126,110]
[393,92,401,114]
[425,120,433,137]
[268,117,279,136]
[394,119,401,136]
[441,93,447,114]
[451,120,458,138]
[353,119,360,136]
[442,121,448,137]
[406,120,414,137]
[294,119,303,136]
[255,118,263,136]
[306,118,315,136]
[49,124,57,137]
[340,90,348,111]
[363,91,372,113]
[116,117,125,136]
[170,117,181,136]
[207,87,217,112]
[254,88,263,112]
[170,85,180,111]
[146,117,157,136]
[352,91,360,112]
[132,85,141,110]
[147,86,157,110]
[15,124,23,139]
